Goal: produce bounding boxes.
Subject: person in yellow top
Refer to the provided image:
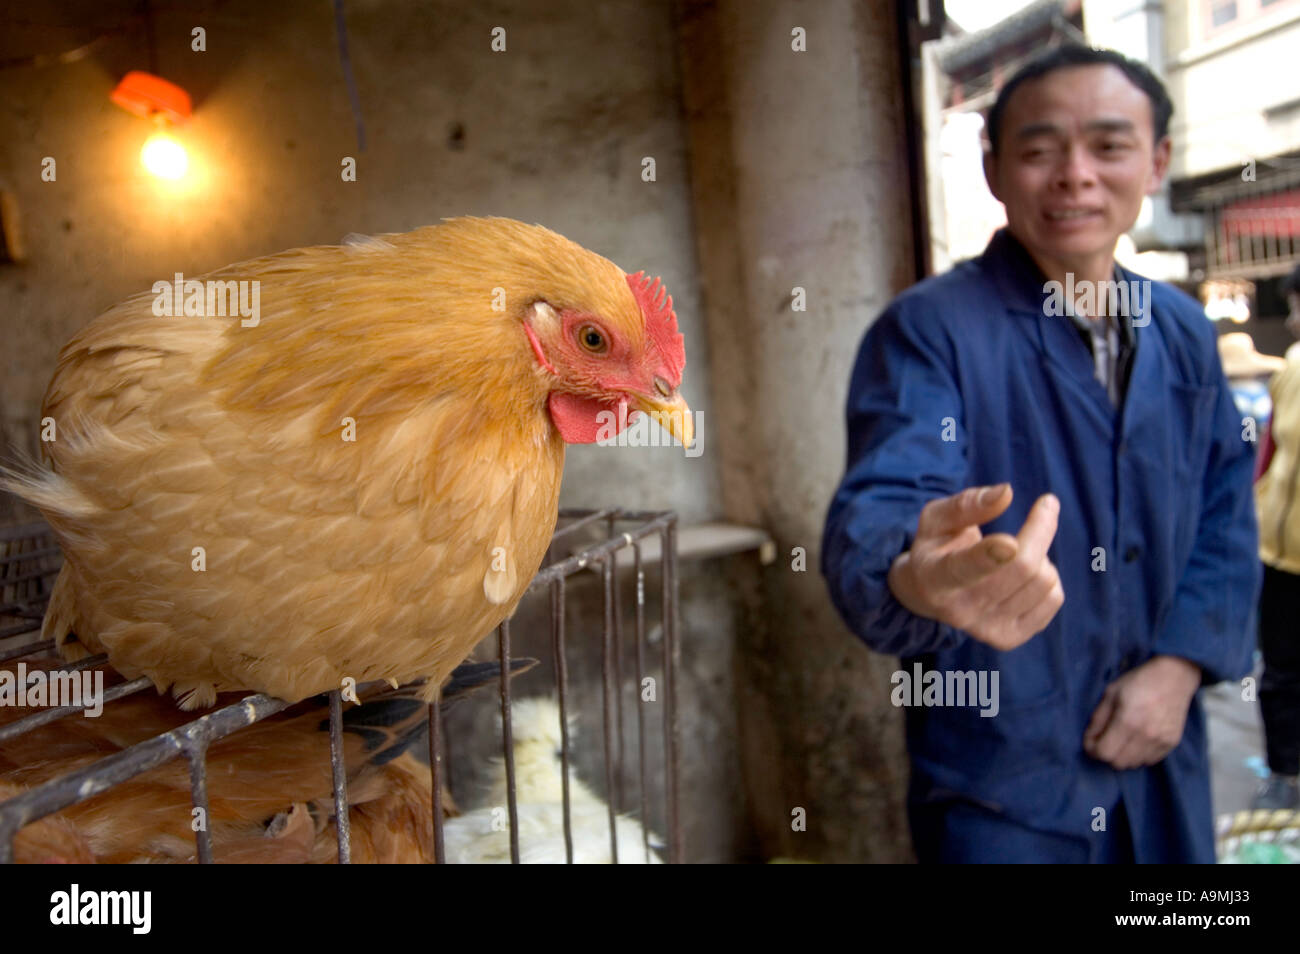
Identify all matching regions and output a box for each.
[1253,264,1300,810]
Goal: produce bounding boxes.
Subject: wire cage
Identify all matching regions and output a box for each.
[0,508,682,864]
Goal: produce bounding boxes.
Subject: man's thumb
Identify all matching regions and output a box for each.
[917,483,1013,539]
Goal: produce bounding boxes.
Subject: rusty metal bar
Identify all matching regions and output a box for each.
[0,545,61,563]
[428,696,446,864]
[186,745,214,864]
[0,604,46,622]
[661,519,682,864]
[527,511,676,591]
[327,689,351,864]
[607,514,625,815]
[499,619,520,864]
[0,676,151,744]
[633,542,651,863]
[0,604,44,627]
[551,575,574,863]
[566,508,673,522]
[55,653,109,673]
[0,623,44,641]
[600,554,619,864]
[547,508,618,550]
[0,523,50,543]
[0,566,60,589]
[440,708,455,806]
[0,639,53,663]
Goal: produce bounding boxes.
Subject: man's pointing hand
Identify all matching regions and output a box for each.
[887,483,1065,650]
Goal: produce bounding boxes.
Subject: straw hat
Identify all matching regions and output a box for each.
[1218,332,1286,378]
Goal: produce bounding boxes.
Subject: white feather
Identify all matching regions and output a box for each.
[444,696,664,863]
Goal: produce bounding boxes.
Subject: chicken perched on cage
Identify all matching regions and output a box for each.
[2,217,689,709]
[0,656,530,864]
[443,696,663,863]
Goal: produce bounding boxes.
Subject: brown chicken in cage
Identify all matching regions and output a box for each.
[0,655,530,863]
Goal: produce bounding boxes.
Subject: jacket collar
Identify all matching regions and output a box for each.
[979,227,1053,316]
[979,227,1153,420]
[978,226,1148,326]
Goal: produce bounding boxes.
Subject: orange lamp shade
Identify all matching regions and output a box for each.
[110,71,192,123]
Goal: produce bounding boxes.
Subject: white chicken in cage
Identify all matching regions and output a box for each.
[443,696,663,863]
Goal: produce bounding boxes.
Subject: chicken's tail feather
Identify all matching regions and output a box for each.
[332,656,539,768]
[442,657,536,703]
[0,451,99,526]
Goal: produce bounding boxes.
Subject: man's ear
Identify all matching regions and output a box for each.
[983,147,1002,203]
[1147,136,1172,195]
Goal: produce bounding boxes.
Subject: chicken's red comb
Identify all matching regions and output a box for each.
[626,270,685,384]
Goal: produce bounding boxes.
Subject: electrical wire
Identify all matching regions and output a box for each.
[332,0,366,153]
[0,30,119,71]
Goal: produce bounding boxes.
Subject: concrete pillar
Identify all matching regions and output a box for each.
[678,0,917,861]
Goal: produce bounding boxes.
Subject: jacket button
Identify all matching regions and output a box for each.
[1124,546,1140,563]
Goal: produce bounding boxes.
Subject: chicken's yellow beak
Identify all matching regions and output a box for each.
[632,392,694,450]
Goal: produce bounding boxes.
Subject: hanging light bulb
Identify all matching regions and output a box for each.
[110,72,193,182]
[140,130,188,179]
[140,128,188,180]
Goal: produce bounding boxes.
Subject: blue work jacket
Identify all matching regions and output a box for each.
[822,228,1260,862]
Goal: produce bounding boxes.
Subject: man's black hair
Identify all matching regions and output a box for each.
[986,44,1174,156]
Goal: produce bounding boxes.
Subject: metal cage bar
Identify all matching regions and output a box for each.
[498,618,520,864]
[551,574,575,863]
[0,508,682,864]
[600,554,619,864]
[428,692,446,864]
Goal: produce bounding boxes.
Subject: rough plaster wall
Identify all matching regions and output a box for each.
[0,0,742,860]
[679,0,917,861]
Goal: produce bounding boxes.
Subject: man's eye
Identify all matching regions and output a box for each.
[578,325,607,353]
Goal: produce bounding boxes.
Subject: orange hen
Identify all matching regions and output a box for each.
[3,217,689,708]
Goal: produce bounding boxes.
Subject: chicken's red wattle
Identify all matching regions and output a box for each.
[547,392,628,444]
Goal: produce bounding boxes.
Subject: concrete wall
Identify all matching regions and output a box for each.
[679,0,916,861]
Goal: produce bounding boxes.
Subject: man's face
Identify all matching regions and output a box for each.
[984,64,1171,270]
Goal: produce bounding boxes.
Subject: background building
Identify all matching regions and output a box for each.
[927,0,1300,354]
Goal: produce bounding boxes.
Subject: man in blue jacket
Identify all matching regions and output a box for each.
[823,45,1259,863]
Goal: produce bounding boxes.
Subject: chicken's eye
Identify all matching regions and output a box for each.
[577,325,608,354]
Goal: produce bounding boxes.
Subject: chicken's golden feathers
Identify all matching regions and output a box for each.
[2,217,689,708]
